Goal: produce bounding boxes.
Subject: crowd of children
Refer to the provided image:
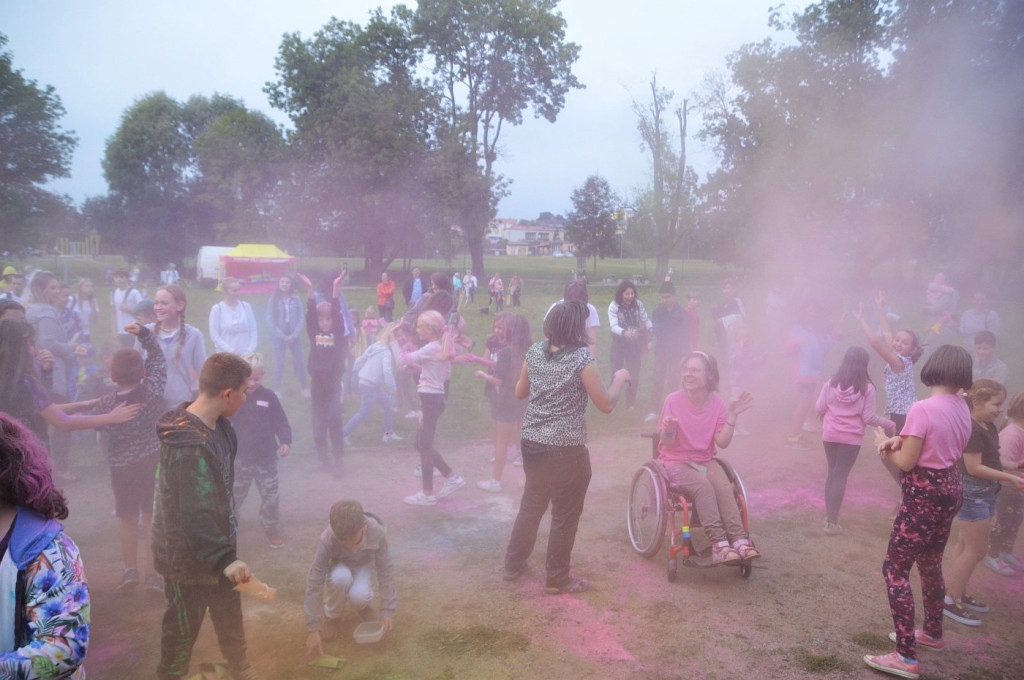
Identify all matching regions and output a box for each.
[3,261,1024,680]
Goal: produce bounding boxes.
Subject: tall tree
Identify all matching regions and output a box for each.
[415,0,583,279]
[101,92,279,264]
[565,175,618,271]
[266,8,439,274]
[632,75,697,279]
[695,1,893,276]
[193,107,285,244]
[0,34,77,248]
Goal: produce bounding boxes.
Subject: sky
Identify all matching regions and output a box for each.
[2,0,785,221]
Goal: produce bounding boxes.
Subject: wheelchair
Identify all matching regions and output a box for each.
[626,433,755,580]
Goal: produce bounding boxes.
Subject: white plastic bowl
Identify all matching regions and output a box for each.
[353,621,386,644]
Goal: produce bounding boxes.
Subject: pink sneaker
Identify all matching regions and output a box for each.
[863,651,919,679]
[888,630,944,651]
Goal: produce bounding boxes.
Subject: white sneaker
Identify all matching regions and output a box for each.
[412,463,443,477]
[644,412,657,423]
[437,475,466,498]
[403,491,436,506]
[801,419,822,433]
[477,479,502,493]
[383,432,403,443]
[301,388,311,398]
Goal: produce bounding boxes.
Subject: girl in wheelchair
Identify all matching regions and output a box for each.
[658,351,758,564]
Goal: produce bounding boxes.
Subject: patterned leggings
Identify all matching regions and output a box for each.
[883,466,961,660]
[989,483,1024,557]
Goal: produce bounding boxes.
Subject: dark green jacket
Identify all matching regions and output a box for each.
[152,405,238,584]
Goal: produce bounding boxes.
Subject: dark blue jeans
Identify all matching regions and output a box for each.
[504,440,592,588]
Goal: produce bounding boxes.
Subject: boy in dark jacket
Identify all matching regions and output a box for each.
[297,271,350,475]
[151,353,259,680]
[90,323,166,591]
[233,351,292,548]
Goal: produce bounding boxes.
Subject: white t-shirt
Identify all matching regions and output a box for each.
[111,287,141,334]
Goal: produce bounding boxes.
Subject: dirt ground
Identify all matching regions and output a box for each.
[67,407,1024,680]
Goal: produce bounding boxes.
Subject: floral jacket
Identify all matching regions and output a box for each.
[0,507,89,679]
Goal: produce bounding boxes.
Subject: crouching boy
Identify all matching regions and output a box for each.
[304,500,396,659]
[152,353,259,680]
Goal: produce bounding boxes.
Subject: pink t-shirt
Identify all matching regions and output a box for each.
[657,390,727,465]
[899,393,971,469]
[998,422,1024,470]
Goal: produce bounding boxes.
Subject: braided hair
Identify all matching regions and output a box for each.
[156,284,189,359]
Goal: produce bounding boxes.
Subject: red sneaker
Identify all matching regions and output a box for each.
[888,629,944,651]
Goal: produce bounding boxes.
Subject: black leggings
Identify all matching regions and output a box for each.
[416,393,451,493]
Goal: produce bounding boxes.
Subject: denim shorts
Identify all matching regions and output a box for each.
[957,474,1000,522]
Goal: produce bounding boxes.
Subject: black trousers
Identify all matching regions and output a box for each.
[311,375,344,468]
[504,441,592,588]
[158,580,249,679]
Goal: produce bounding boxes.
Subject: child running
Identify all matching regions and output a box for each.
[986,392,1024,576]
[391,310,464,505]
[865,344,973,680]
[472,312,531,492]
[232,352,292,549]
[815,347,895,535]
[342,323,402,445]
[854,293,924,487]
[942,379,1022,627]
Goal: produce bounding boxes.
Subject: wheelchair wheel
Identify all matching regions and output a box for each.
[627,463,667,558]
[740,561,752,578]
[667,557,678,582]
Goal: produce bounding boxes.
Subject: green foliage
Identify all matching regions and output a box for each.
[100,92,281,264]
[415,0,583,279]
[696,0,1024,282]
[0,34,78,248]
[265,9,440,272]
[565,175,619,268]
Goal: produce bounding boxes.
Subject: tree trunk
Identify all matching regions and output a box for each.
[468,234,485,282]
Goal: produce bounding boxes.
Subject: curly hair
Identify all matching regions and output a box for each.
[0,413,68,520]
[614,280,638,307]
[966,379,1006,412]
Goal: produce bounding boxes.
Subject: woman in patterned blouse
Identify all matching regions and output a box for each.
[503,301,631,594]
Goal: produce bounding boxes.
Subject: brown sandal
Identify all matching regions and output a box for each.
[712,543,742,565]
[735,543,761,561]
